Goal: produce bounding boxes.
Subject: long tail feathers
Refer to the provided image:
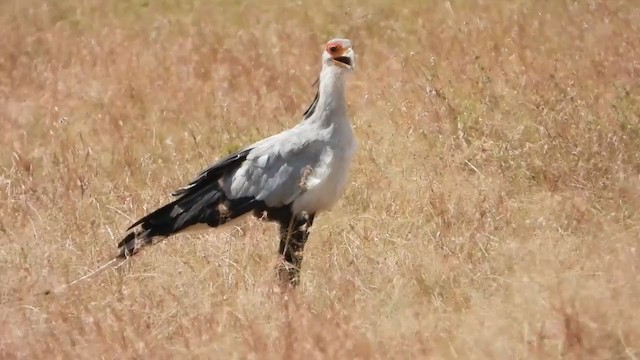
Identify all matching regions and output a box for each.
[41,184,260,296]
[41,257,126,295]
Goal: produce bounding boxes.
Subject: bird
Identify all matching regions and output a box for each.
[44,38,357,294]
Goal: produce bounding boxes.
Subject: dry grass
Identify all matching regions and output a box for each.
[1,0,639,358]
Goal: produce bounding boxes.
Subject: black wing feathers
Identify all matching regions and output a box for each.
[116,147,256,256]
[171,147,252,198]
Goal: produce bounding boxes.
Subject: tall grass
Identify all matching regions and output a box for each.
[1,0,639,358]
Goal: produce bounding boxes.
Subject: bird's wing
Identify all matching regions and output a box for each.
[125,146,254,231]
[171,77,323,205]
[170,147,253,199]
[223,127,325,208]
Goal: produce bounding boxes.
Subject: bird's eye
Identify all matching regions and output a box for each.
[328,44,339,54]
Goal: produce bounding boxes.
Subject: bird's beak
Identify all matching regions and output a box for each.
[332,48,355,70]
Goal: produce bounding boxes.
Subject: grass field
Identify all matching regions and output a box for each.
[1,0,639,358]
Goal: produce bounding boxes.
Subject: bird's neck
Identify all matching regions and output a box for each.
[312,67,347,126]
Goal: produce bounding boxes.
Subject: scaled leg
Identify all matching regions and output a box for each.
[276,211,315,287]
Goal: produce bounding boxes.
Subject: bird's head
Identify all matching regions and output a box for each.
[322,38,355,71]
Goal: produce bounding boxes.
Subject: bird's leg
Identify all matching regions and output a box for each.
[276,211,315,287]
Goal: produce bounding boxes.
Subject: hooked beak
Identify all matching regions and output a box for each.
[332,48,355,70]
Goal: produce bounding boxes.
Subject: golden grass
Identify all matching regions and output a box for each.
[1,0,639,358]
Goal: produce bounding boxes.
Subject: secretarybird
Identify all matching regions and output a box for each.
[44,38,356,294]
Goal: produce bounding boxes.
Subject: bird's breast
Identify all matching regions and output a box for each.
[292,131,356,215]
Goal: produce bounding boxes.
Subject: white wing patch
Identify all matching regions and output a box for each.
[255,154,269,168]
